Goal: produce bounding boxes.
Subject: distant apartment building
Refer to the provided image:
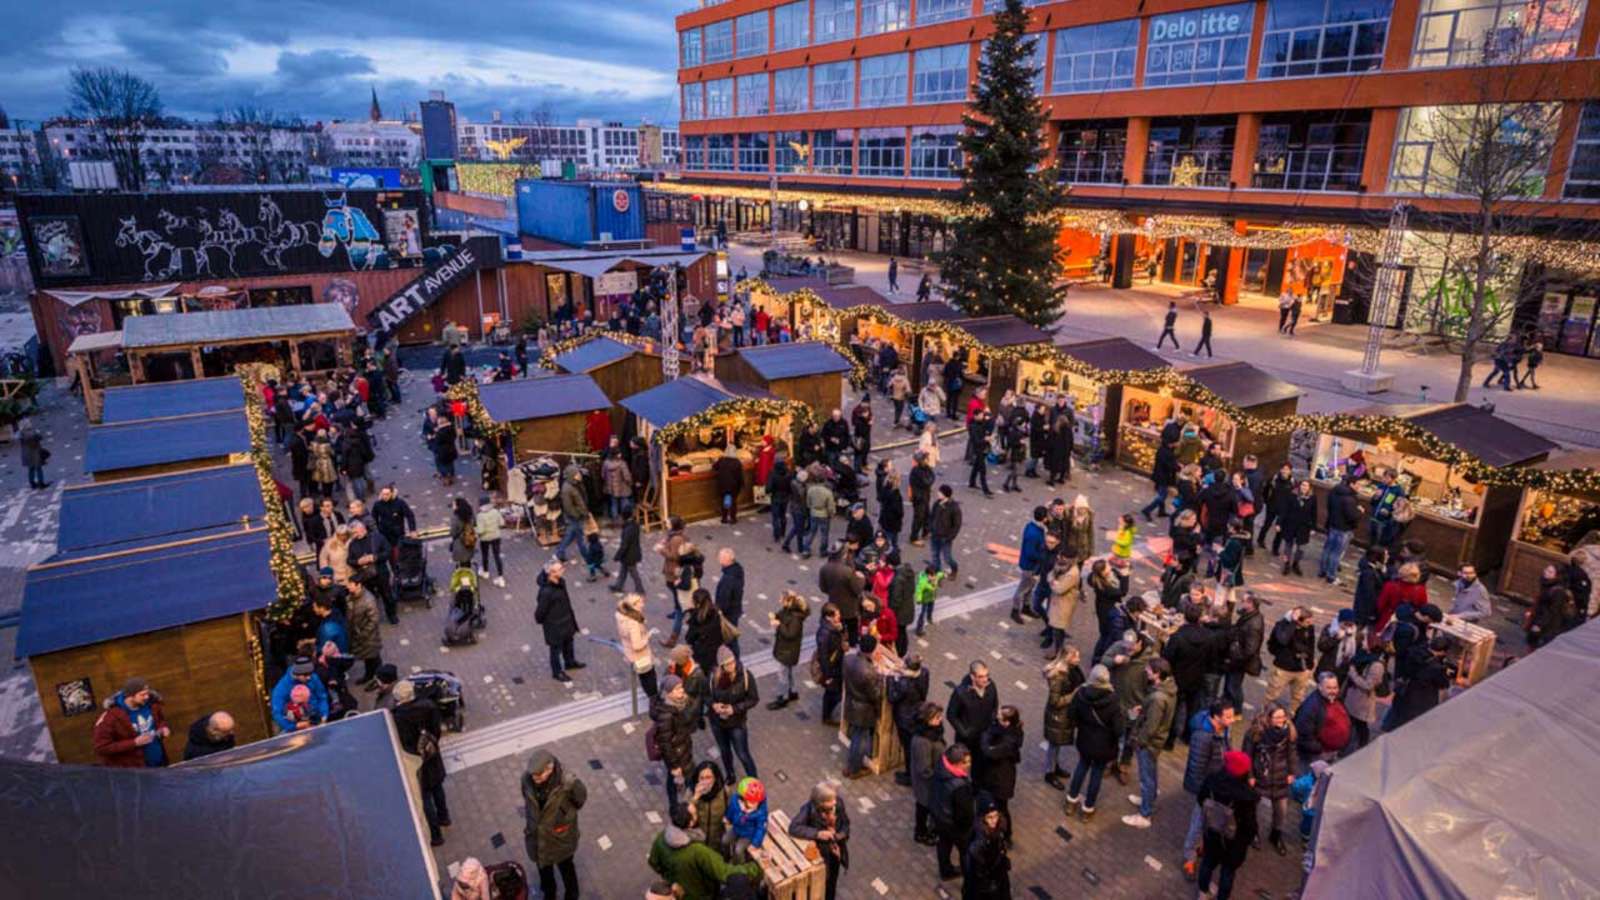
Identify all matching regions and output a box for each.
[321,120,424,167]
[456,116,681,170]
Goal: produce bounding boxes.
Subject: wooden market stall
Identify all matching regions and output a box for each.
[97,376,244,425]
[116,304,357,390]
[792,285,891,344]
[714,342,851,416]
[16,526,276,764]
[63,330,126,422]
[952,315,1054,412]
[85,409,253,483]
[1310,403,1558,576]
[857,302,971,392]
[620,375,797,525]
[57,463,267,556]
[1046,338,1171,459]
[1116,362,1301,476]
[743,275,825,326]
[1501,451,1600,609]
[479,373,613,461]
[550,335,665,432]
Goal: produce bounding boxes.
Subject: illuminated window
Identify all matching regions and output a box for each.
[1145,2,1253,86]
[1412,0,1581,68]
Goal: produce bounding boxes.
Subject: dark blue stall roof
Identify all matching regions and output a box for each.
[621,376,777,428]
[56,464,266,556]
[737,342,852,380]
[478,373,611,423]
[883,302,967,323]
[17,529,275,658]
[1058,338,1170,373]
[100,377,245,424]
[955,315,1054,348]
[84,410,252,474]
[553,336,644,373]
[0,712,438,899]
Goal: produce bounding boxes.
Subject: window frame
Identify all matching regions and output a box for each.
[1050,19,1139,94]
[1144,2,1255,87]
[1564,101,1600,200]
[736,72,771,116]
[680,29,703,67]
[858,127,908,177]
[1410,0,1583,69]
[705,78,735,119]
[706,134,735,171]
[737,132,771,172]
[913,44,969,104]
[916,0,968,26]
[736,10,769,58]
[861,0,912,36]
[1258,0,1392,79]
[812,61,856,111]
[812,128,857,175]
[910,125,963,179]
[703,19,735,63]
[773,1,810,51]
[858,52,910,108]
[814,0,857,45]
[682,84,706,121]
[773,68,809,113]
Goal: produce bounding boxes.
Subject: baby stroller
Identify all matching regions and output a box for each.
[443,568,487,646]
[407,670,466,732]
[484,861,528,900]
[394,536,435,608]
[908,403,931,432]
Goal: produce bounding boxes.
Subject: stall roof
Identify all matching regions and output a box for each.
[814,285,889,310]
[621,375,777,428]
[57,464,265,556]
[954,315,1054,348]
[755,276,826,295]
[66,330,124,354]
[736,342,853,380]
[99,377,245,424]
[478,373,611,422]
[553,336,645,373]
[882,302,967,323]
[1536,449,1600,473]
[1058,337,1170,373]
[16,529,276,658]
[1405,403,1558,468]
[1302,617,1600,899]
[1183,362,1301,408]
[84,410,252,474]
[121,304,356,350]
[0,711,440,899]
[519,248,707,279]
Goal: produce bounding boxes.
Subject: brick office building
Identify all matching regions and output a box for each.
[664,0,1600,355]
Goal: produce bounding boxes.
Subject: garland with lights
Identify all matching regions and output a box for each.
[445,379,516,439]
[536,330,665,372]
[651,396,817,448]
[235,364,308,625]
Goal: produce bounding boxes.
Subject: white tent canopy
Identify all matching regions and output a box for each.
[45,285,179,308]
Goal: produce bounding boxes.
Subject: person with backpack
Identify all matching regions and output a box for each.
[1195,751,1260,900]
[1221,592,1265,712]
[1264,607,1317,710]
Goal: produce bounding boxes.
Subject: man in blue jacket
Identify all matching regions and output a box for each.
[270,656,330,733]
[1180,699,1235,878]
[1009,506,1048,625]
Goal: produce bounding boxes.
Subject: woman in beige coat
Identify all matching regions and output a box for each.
[1045,553,1082,659]
[319,525,353,584]
[918,421,941,471]
[615,593,657,698]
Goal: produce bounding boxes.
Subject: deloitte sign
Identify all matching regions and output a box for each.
[1148,2,1252,43]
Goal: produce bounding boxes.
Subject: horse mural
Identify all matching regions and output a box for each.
[116,217,211,280]
[317,193,382,270]
[257,196,321,268]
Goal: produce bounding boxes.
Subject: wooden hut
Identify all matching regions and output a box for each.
[744,276,825,325]
[17,525,276,764]
[1309,403,1558,576]
[795,285,891,344]
[97,376,245,425]
[950,315,1054,412]
[551,336,665,432]
[1501,450,1600,610]
[479,373,613,461]
[1021,338,1172,458]
[714,342,851,417]
[115,304,356,383]
[85,409,253,482]
[867,303,975,392]
[1116,362,1301,476]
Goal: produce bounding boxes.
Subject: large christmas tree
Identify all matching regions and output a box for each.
[936,0,1067,327]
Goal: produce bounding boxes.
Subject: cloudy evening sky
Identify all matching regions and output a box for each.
[2,1,684,126]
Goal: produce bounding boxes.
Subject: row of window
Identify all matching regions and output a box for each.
[682,0,1588,78]
[682,127,963,178]
[682,45,970,120]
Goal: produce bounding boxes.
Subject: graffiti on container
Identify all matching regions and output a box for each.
[318,193,382,270]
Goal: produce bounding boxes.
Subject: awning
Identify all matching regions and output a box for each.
[1183,362,1301,408]
[1058,337,1170,373]
[17,529,276,658]
[44,284,179,308]
[100,377,245,424]
[624,251,707,269]
[66,331,124,354]
[955,315,1054,348]
[537,257,625,279]
[55,464,266,557]
[478,373,612,422]
[84,410,252,474]
[121,305,356,350]
[0,712,440,899]
[737,342,853,380]
[1404,403,1558,468]
[553,336,647,373]
[751,276,826,295]
[619,375,780,428]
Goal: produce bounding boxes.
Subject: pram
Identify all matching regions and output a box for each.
[908,403,931,431]
[443,568,487,646]
[394,536,435,608]
[483,861,528,900]
[407,669,466,732]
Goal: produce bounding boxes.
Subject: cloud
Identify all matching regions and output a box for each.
[120,28,232,78]
[275,49,376,82]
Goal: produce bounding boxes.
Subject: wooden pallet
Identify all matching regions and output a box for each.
[1435,616,1496,686]
[765,810,827,900]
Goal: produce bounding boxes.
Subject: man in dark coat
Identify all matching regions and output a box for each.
[534,561,583,682]
[819,551,864,642]
[713,449,745,524]
[815,604,846,725]
[977,706,1023,840]
[945,662,998,780]
[287,428,311,498]
[930,743,976,880]
[609,516,645,593]
[521,747,588,900]
[1388,635,1454,729]
[181,711,236,760]
[1161,604,1220,748]
[820,409,852,467]
[1141,440,1180,522]
[1221,592,1265,710]
[1257,463,1295,552]
[371,485,417,551]
[715,548,746,660]
[930,485,963,576]
[843,634,885,778]
[908,452,936,546]
[766,455,793,543]
[391,680,450,845]
[347,519,396,625]
[888,654,929,785]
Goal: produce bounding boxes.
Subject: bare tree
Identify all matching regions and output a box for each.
[523,103,557,161]
[219,105,284,183]
[66,66,162,191]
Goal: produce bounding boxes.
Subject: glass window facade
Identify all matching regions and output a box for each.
[1412,0,1582,67]
[1260,0,1390,78]
[705,78,734,119]
[917,0,968,25]
[737,73,770,116]
[812,61,855,110]
[707,134,735,170]
[1145,2,1253,86]
[1389,103,1557,195]
[815,0,856,44]
[774,68,808,113]
[773,1,810,51]
[913,44,968,103]
[1056,120,1128,184]
[1565,101,1600,199]
[736,11,769,57]
[812,128,856,174]
[859,127,907,177]
[862,0,912,35]
[911,125,963,178]
[682,84,705,121]
[681,29,702,67]
[1145,117,1237,186]
[1051,20,1138,94]
[859,53,910,108]
[775,130,807,172]
[704,19,734,62]
[684,135,705,170]
[738,132,771,172]
[1252,111,1370,191]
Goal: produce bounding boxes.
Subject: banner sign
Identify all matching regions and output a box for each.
[367,241,483,344]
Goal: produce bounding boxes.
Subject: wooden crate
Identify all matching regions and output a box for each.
[765,809,827,900]
[837,677,906,776]
[1434,617,1496,686]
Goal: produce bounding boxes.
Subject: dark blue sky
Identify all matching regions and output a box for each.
[4,1,683,126]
